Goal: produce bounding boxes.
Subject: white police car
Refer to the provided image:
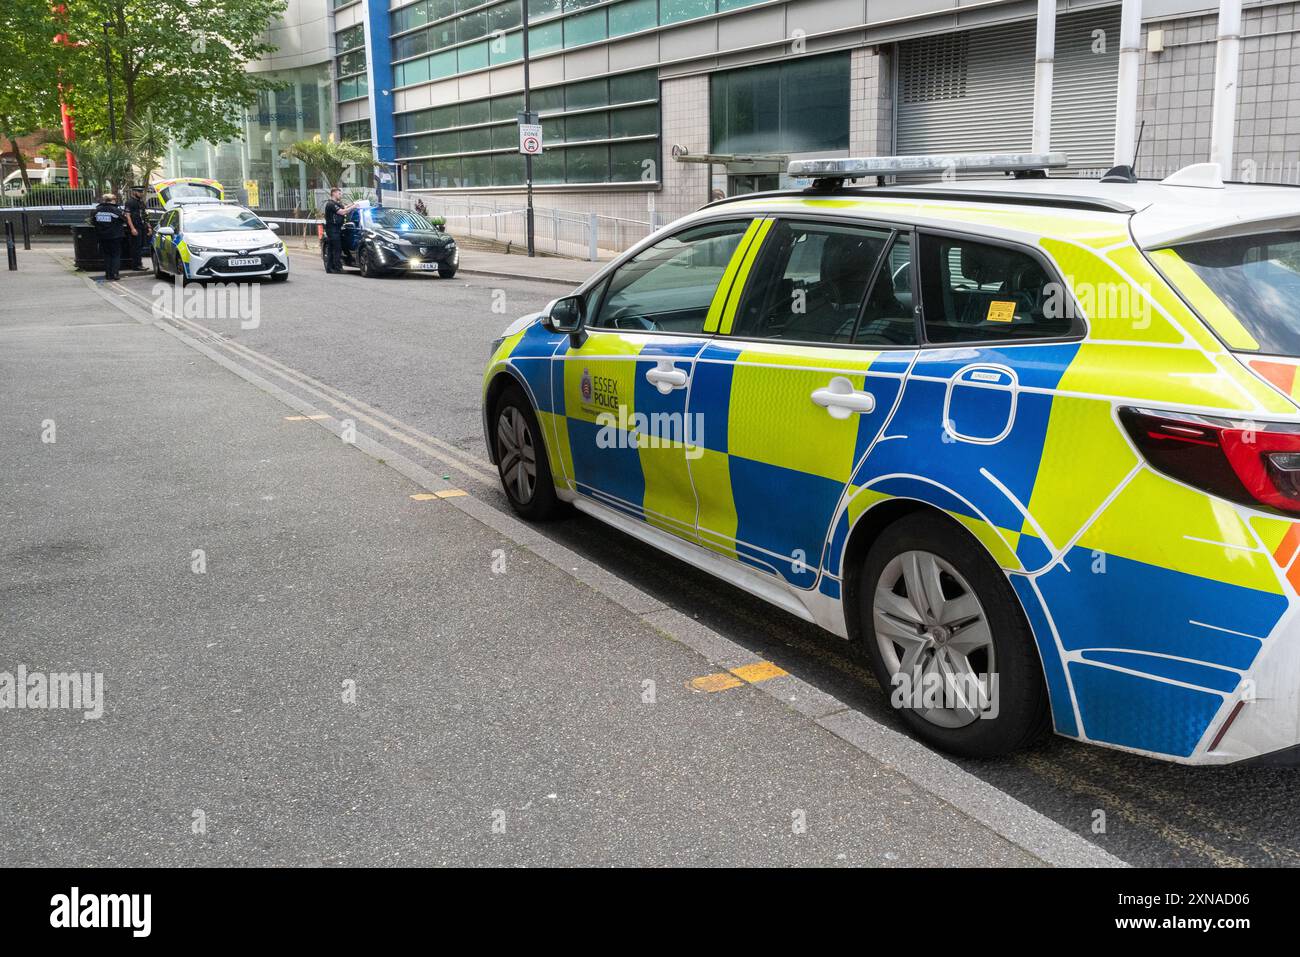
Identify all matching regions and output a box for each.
[153,202,289,283]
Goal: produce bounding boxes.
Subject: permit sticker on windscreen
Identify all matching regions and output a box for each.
[986,300,1017,323]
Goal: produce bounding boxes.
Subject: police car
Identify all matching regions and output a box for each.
[152,200,289,283]
[482,152,1300,766]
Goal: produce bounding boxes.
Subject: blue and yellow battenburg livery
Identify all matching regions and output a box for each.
[483,154,1300,765]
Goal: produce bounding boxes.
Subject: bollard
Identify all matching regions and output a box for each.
[5,221,16,270]
[588,212,598,262]
[20,211,31,250]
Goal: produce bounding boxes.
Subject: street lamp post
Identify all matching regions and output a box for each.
[103,22,117,143]
[522,2,535,257]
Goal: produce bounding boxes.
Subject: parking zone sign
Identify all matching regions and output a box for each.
[518,123,543,156]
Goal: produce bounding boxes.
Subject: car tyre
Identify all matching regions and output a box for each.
[153,254,165,279]
[855,511,1050,758]
[492,383,560,521]
[438,262,458,279]
[358,245,382,279]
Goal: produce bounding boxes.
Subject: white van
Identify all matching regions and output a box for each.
[1,167,72,196]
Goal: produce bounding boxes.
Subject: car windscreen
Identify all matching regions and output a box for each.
[367,208,434,231]
[1163,230,1300,355]
[185,209,268,233]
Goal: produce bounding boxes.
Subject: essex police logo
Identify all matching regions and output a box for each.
[581,367,593,402]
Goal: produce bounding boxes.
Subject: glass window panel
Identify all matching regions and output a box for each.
[610,104,657,137]
[430,104,459,129]
[660,0,713,25]
[491,124,517,149]
[458,98,491,125]
[780,53,849,151]
[564,9,606,47]
[610,139,656,182]
[528,0,561,18]
[608,0,656,37]
[401,55,430,84]
[432,22,456,47]
[489,28,523,64]
[564,77,607,110]
[429,49,457,78]
[563,145,608,183]
[565,0,601,9]
[709,61,778,153]
[391,62,406,87]
[529,22,562,54]
[336,24,365,50]
[718,0,761,9]
[491,93,524,121]
[541,116,564,142]
[460,126,493,152]
[609,69,657,104]
[532,149,564,184]
[531,85,564,114]
[432,131,460,154]
[434,157,463,188]
[430,0,455,18]
[458,9,488,41]
[338,49,367,76]
[494,152,525,185]
[457,40,489,71]
[461,153,493,186]
[489,0,522,31]
[564,110,607,142]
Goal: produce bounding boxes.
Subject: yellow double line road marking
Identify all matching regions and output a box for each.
[689,660,787,693]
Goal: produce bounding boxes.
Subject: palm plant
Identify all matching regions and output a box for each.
[280,136,380,189]
[42,134,134,196]
[126,110,169,185]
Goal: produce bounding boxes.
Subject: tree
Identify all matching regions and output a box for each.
[0,1,76,192]
[281,138,380,190]
[62,0,287,147]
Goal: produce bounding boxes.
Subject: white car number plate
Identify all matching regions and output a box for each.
[228,257,261,267]
[412,262,439,270]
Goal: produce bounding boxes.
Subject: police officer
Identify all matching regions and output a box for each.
[124,186,149,270]
[91,193,135,282]
[322,187,358,274]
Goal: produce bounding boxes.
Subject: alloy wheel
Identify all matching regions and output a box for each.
[496,406,537,504]
[872,550,995,729]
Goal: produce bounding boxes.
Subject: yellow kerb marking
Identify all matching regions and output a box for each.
[730,661,788,683]
[284,414,330,421]
[409,493,438,501]
[410,489,467,501]
[689,672,744,692]
[689,660,788,692]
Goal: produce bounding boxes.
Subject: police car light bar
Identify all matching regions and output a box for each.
[788,152,1069,180]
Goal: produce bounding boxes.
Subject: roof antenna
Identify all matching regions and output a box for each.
[1100,121,1143,184]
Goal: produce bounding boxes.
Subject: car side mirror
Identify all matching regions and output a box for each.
[157,226,175,236]
[268,222,280,232]
[545,294,587,346]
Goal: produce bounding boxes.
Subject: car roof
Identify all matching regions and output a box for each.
[702,171,1300,250]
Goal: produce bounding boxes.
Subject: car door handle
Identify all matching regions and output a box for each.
[811,376,876,419]
[645,361,688,395]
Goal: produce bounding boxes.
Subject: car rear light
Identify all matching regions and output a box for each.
[1118,407,1300,515]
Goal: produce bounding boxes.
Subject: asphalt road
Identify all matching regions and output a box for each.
[12,242,1300,867]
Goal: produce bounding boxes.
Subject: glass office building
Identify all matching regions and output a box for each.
[209,0,1300,226]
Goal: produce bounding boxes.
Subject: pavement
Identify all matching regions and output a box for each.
[0,248,1125,866]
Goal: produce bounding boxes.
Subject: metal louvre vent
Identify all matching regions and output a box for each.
[899,33,969,104]
[895,8,1121,174]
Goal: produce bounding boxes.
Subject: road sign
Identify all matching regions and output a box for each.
[519,123,543,156]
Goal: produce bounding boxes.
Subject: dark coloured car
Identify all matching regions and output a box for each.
[324,204,459,279]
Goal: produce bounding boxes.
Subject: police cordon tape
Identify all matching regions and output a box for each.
[4,205,526,224]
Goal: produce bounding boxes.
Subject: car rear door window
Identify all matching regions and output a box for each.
[729,221,908,345]
[917,234,1072,343]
